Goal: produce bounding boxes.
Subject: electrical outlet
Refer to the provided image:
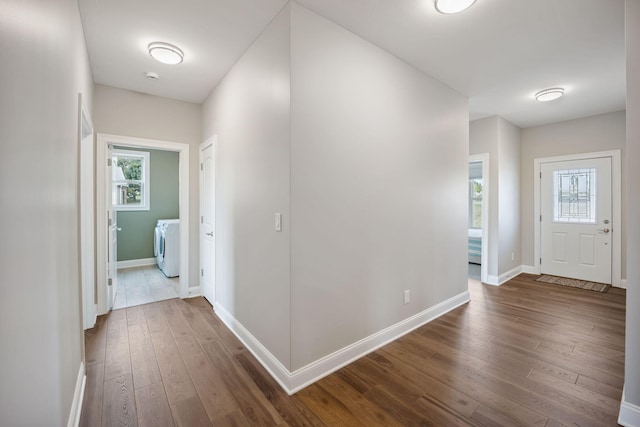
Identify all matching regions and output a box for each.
[404,290,410,305]
[511,252,515,261]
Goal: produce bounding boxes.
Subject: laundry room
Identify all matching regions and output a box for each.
[113,146,180,309]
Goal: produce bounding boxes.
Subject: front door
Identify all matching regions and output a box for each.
[540,157,612,284]
[200,142,215,304]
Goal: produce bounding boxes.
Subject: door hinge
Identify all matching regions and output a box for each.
[540,172,542,179]
[201,268,204,277]
[540,215,542,222]
[107,158,112,167]
[201,216,204,224]
[108,278,112,286]
[540,258,542,265]
[200,163,203,171]
[108,216,112,226]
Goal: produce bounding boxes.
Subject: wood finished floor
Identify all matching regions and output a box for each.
[80,274,626,426]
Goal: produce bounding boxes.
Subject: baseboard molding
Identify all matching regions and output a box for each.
[619,387,640,427]
[521,265,537,274]
[618,279,628,289]
[485,266,523,286]
[67,362,86,427]
[184,286,202,298]
[499,266,523,285]
[117,258,156,269]
[214,290,471,395]
[213,302,292,393]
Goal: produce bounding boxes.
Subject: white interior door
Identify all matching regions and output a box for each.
[107,145,118,308]
[541,157,612,283]
[200,141,215,304]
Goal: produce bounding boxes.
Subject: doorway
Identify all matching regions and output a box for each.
[469,154,489,283]
[534,150,622,286]
[96,134,190,315]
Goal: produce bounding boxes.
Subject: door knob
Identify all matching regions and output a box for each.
[598,228,610,233]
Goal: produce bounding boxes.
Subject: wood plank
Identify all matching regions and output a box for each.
[79,362,104,427]
[85,314,107,366]
[160,299,194,339]
[470,404,531,427]
[128,322,162,390]
[150,327,197,405]
[174,335,240,422]
[315,373,405,427]
[170,396,212,427]
[576,374,623,401]
[102,373,137,427]
[234,350,326,426]
[177,300,220,345]
[201,339,284,426]
[297,384,367,426]
[134,382,174,427]
[104,309,132,381]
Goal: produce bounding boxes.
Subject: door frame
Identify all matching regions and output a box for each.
[96,133,190,315]
[199,136,217,304]
[533,150,622,287]
[469,153,490,284]
[78,93,96,329]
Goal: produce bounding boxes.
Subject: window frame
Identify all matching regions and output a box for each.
[112,148,150,211]
[469,178,483,229]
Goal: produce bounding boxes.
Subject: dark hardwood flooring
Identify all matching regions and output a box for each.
[80,274,626,426]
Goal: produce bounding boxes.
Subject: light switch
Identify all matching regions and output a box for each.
[275,213,282,232]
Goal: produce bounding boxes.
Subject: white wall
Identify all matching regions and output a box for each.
[202,5,292,367]
[623,0,640,418]
[498,117,522,274]
[469,116,521,281]
[0,0,94,425]
[92,84,202,285]
[520,111,626,273]
[289,3,469,370]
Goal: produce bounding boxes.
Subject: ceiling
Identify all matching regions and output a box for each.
[79,0,626,128]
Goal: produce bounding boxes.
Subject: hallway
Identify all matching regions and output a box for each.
[80,274,625,426]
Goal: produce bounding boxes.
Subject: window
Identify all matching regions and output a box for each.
[469,179,483,228]
[112,149,150,211]
[553,168,596,223]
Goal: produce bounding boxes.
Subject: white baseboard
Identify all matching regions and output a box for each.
[213,302,291,392]
[214,290,470,395]
[184,286,202,298]
[117,258,156,269]
[485,266,523,286]
[499,265,523,285]
[619,387,640,427]
[485,275,500,286]
[521,265,537,274]
[67,362,86,427]
[618,279,628,289]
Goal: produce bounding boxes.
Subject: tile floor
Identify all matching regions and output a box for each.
[113,265,179,309]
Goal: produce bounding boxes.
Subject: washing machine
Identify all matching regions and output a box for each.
[154,219,180,277]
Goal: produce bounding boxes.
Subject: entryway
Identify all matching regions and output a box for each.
[534,150,622,286]
[94,134,191,318]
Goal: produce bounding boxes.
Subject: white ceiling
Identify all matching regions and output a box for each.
[79,0,626,128]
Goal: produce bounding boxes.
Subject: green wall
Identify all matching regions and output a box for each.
[116,147,179,261]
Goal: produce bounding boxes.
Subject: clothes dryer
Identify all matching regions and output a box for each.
[154,219,179,277]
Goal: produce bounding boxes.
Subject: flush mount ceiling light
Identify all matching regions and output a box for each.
[434,0,477,14]
[535,87,565,102]
[148,42,184,65]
